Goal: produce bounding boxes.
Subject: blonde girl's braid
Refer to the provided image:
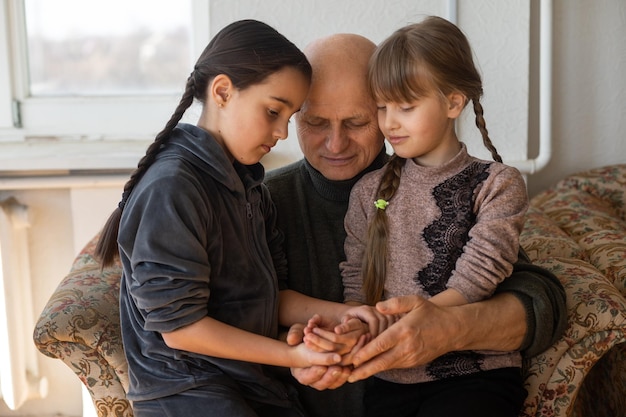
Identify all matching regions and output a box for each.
[95,72,197,267]
[472,98,502,163]
[362,155,405,305]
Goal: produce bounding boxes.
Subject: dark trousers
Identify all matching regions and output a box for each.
[131,383,307,417]
[364,367,527,417]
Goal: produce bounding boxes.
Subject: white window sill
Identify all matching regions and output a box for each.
[0,139,150,174]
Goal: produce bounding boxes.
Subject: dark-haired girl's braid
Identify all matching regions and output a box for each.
[472,98,502,163]
[95,72,198,267]
[362,155,405,305]
[128,72,197,196]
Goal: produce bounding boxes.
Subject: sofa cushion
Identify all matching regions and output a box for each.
[536,189,625,238]
[520,206,587,261]
[578,230,626,293]
[558,164,626,221]
[527,164,626,298]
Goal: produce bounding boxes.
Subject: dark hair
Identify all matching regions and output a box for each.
[362,16,502,304]
[96,19,312,267]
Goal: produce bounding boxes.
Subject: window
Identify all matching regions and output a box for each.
[25,0,193,97]
[0,0,209,172]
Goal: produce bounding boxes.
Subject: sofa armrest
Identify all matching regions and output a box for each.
[521,257,626,417]
[33,236,132,417]
[520,164,626,417]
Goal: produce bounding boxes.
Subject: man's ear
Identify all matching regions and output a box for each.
[446,92,467,119]
[210,74,233,107]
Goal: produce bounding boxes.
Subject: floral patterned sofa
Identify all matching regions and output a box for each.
[519,164,626,417]
[32,238,130,417]
[33,164,626,417]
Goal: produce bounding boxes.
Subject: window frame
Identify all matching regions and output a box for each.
[0,0,210,173]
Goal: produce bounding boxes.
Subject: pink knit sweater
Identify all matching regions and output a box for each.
[341,144,528,383]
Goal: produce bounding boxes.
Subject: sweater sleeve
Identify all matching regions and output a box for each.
[495,249,567,357]
[120,171,212,333]
[447,164,529,303]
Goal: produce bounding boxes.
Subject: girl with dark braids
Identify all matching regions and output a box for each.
[338,16,529,417]
[95,20,386,417]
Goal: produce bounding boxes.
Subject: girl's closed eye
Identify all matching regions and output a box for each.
[268,108,279,117]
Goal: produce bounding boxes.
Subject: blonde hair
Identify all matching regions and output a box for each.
[362,16,502,304]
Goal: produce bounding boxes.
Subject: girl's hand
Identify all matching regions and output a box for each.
[339,332,368,366]
[336,304,398,337]
[286,322,306,346]
[287,323,353,390]
[303,315,369,355]
[289,339,342,368]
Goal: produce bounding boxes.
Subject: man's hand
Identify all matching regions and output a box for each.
[338,304,398,337]
[348,295,463,382]
[347,293,526,383]
[290,365,352,390]
[287,293,526,385]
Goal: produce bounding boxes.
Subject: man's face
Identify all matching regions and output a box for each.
[295,75,384,181]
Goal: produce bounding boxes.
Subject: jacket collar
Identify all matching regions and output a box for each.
[165,123,265,195]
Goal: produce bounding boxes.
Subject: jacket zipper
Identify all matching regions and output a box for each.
[244,198,278,337]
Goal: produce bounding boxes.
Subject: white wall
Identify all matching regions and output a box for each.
[1,0,625,416]
[0,186,120,417]
[526,0,626,196]
[215,0,531,167]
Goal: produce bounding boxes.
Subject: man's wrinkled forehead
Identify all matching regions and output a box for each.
[298,97,372,124]
[299,81,376,121]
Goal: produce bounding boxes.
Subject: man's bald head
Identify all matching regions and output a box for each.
[295,34,385,181]
[303,33,376,93]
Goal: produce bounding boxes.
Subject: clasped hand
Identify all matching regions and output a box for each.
[305,305,395,362]
[288,303,397,389]
[288,295,460,390]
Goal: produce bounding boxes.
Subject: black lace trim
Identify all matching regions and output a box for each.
[426,350,486,379]
[415,161,491,295]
